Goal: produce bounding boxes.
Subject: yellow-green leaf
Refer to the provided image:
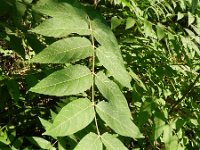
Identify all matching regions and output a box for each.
[74,132,102,150]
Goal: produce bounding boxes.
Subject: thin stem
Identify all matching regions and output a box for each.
[89,18,100,135]
[169,73,200,114]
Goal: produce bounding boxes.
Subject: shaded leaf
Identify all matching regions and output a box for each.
[96,46,131,88]
[96,101,143,139]
[6,79,20,103]
[31,37,93,63]
[44,98,95,137]
[153,111,166,140]
[95,72,132,118]
[101,133,128,150]
[30,65,92,96]
[111,16,123,30]
[192,0,199,12]
[74,132,102,150]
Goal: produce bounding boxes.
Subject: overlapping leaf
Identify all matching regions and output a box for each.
[96,46,131,88]
[101,133,128,150]
[44,98,95,137]
[74,132,102,150]
[31,37,93,63]
[88,12,123,62]
[96,101,143,139]
[95,72,132,118]
[30,65,92,96]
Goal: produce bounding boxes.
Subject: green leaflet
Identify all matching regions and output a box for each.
[95,72,132,119]
[74,132,102,150]
[6,79,20,103]
[156,23,166,41]
[111,16,123,30]
[101,133,128,150]
[26,136,55,150]
[96,101,143,139]
[33,0,87,20]
[144,20,153,37]
[87,10,123,63]
[153,111,166,140]
[31,37,93,63]
[163,125,178,150]
[30,65,92,96]
[39,117,52,130]
[30,17,90,37]
[44,98,95,137]
[96,46,131,88]
[188,12,195,26]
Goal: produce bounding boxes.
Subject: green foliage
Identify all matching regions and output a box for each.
[0,0,200,149]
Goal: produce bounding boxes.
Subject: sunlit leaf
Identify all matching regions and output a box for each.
[101,133,128,150]
[30,65,92,96]
[33,0,87,19]
[74,132,102,150]
[125,17,135,29]
[95,72,132,118]
[44,98,95,137]
[30,17,90,37]
[31,37,92,63]
[96,101,143,139]
[96,46,131,88]
[26,137,55,150]
[188,12,195,26]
